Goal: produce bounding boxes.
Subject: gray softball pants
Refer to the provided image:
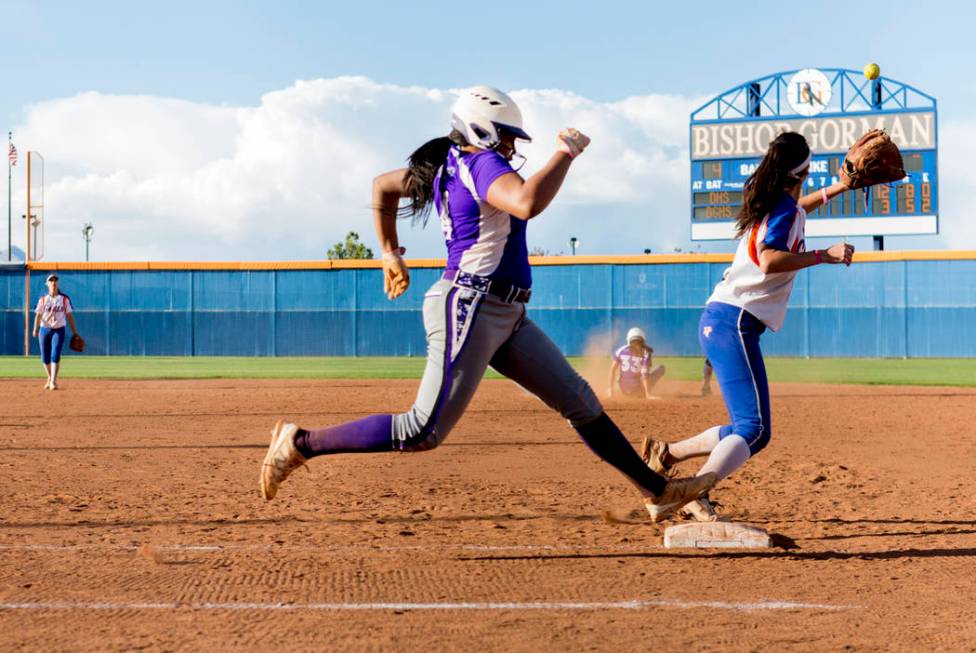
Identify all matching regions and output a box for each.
[392,279,603,451]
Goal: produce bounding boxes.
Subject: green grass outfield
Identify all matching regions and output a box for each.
[1,356,975,386]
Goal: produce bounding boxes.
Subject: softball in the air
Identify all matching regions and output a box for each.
[863,63,880,80]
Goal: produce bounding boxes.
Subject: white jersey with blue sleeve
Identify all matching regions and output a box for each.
[707,194,806,332]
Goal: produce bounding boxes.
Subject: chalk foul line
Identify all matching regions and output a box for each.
[0,599,856,612]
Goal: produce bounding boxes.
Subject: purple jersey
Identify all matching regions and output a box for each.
[613,345,651,393]
[432,145,531,288]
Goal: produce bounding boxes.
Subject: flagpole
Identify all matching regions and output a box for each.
[7,131,11,262]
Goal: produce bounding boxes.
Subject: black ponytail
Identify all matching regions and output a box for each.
[400,129,469,226]
[734,132,810,238]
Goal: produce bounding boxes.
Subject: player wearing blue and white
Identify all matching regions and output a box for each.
[261,86,715,521]
[608,327,665,399]
[32,274,81,391]
[642,132,854,521]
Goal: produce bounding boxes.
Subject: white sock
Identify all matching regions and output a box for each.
[697,434,752,480]
[668,426,721,461]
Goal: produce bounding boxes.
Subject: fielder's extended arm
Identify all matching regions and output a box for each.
[797,180,849,213]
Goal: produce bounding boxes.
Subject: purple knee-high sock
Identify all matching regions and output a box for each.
[574,412,667,496]
[295,414,394,458]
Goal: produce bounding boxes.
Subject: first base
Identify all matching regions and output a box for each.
[663,522,772,549]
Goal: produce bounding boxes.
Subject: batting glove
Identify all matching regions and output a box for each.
[382,247,410,300]
[556,128,590,159]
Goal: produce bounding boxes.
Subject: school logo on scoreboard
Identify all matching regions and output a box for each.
[786,69,832,117]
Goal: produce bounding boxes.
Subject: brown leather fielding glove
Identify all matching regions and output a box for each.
[69,333,85,352]
[840,129,906,190]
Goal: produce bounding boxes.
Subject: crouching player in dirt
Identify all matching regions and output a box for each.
[608,327,665,400]
[260,86,715,522]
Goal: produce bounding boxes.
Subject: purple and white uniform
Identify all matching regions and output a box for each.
[613,345,651,395]
[291,139,670,503]
[434,146,530,289]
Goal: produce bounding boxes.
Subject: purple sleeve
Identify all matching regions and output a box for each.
[763,203,797,252]
[468,150,514,200]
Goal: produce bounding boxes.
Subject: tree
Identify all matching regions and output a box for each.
[327,231,374,260]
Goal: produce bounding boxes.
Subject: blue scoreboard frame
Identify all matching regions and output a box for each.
[689,69,938,241]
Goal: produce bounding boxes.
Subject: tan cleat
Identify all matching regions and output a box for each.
[640,436,674,477]
[644,473,717,523]
[260,421,307,500]
[679,494,723,522]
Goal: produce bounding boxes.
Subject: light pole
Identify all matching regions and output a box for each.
[569,236,579,256]
[82,223,94,262]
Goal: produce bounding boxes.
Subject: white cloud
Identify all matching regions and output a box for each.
[934,120,976,248]
[7,77,974,262]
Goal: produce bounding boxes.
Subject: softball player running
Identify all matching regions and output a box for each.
[261,86,714,521]
[607,327,665,399]
[642,132,854,521]
[32,274,80,390]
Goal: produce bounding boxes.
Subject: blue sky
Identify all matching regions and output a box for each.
[2,0,974,260]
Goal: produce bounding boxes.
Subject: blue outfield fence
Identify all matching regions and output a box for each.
[2,256,975,358]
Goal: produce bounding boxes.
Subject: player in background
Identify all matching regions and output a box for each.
[608,327,665,399]
[642,132,854,521]
[32,274,80,390]
[261,86,715,521]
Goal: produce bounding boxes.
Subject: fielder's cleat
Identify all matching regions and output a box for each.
[701,385,711,397]
[679,494,722,522]
[640,436,674,477]
[644,473,717,523]
[260,420,307,500]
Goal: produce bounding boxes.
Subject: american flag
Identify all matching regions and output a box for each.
[7,142,15,167]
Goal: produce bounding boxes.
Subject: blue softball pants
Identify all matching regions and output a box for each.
[698,302,771,455]
[39,326,66,365]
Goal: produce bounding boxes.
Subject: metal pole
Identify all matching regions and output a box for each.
[7,132,11,261]
[24,151,31,357]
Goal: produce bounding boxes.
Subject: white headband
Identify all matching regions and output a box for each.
[789,152,812,176]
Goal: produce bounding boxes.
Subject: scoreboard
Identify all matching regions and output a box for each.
[690,69,938,240]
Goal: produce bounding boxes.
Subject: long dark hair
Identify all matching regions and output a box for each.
[734,132,810,238]
[400,129,469,225]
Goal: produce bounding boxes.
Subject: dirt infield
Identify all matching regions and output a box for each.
[1,377,975,651]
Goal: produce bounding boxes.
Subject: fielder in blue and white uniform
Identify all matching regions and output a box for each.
[261,86,715,521]
[32,274,81,391]
[642,132,855,521]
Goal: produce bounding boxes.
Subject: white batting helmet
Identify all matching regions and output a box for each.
[627,327,646,343]
[451,86,532,150]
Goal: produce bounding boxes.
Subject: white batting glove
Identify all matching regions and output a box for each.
[556,128,590,159]
[382,247,410,300]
